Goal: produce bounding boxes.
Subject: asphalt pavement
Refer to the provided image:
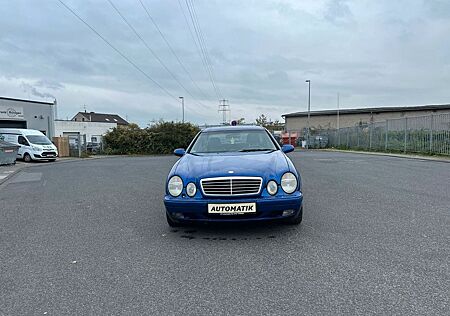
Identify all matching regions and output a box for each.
[0,151,449,315]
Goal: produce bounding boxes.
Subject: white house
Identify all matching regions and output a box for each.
[54,120,117,144]
[55,111,128,144]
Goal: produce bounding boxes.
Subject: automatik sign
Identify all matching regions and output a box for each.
[0,106,24,120]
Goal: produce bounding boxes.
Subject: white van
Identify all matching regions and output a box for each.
[0,129,58,162]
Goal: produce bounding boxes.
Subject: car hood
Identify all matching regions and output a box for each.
[174,151,290,180]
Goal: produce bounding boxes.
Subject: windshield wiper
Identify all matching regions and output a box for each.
[239,148,276,152]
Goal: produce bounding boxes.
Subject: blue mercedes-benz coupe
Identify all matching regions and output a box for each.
[164,125,303,227]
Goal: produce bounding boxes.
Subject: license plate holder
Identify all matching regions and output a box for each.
[208,202,256,215]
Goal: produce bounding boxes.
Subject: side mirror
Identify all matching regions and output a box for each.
[173,148,186,157]
[281,144,294,154]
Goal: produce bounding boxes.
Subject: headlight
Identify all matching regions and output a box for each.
[281,172,297,194]
[266,180,278,195]
[186,182,197,197]
[168,176,183,197]
[32,146,42,151]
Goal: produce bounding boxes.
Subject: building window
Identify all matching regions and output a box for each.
[91,137,98,143]
[82,118,85,121]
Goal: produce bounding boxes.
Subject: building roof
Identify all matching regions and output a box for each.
[73,112,129,125]
[202,125,264,132]
[283,104,450,118]
[0,96,54,105]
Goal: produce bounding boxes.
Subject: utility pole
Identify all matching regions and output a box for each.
[53,99,58,120]
[337,92,340,146]
[179,97,184,123]
[305,80,311,149]
[337,93,340,130]
[218,99,230,125]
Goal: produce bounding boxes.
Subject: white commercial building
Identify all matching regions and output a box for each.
[54,120,117,144]
[0,96,56,137]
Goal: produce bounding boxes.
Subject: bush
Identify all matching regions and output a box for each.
[103,121,200,155]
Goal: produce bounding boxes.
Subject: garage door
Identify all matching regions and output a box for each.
[0,120,27,128]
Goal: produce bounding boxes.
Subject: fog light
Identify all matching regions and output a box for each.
[282,209,295,217]
[173,212,185,219]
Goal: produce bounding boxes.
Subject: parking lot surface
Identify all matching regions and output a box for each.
[0,152,449,315]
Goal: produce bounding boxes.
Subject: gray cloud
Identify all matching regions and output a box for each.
[324,0,354,24]
[0,0,449,125]
[425,0,450,19]
[36,80,65,90]
[21,82,56,100]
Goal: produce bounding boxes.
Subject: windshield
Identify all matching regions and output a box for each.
[189,130,278,153]
[26,135,52,145]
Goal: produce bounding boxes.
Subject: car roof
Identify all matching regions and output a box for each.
[202,125,265,133]
[0,128,44,135]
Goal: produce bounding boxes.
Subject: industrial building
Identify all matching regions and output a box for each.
[283,104,450,133]
[0,96,56,137]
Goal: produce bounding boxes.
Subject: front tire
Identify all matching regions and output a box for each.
[23,153,32,162]
[285,206,303,225]
[166,213,183,227]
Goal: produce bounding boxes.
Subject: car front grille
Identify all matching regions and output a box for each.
[41,152,57,157]
[200,177,263,196]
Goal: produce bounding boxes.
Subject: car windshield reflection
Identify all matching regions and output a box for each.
[189,130,278,154]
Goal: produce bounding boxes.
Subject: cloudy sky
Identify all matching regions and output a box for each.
[1,0,449,126]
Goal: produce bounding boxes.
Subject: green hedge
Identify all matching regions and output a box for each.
[103,121,200,155]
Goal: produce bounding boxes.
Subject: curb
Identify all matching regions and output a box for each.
[319,149,450,163]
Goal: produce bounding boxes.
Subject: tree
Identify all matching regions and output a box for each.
[255,114,284,131]
[256,114,268,127]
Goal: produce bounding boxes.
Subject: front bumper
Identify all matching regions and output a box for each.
[164,192,303,223]
[32,152,58,160]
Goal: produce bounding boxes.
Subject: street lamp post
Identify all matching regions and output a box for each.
[179,96,184,123]
[337,92,340,146]
[305,80,311,149]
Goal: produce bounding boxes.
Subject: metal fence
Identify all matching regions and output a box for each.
[65,134,104,157]
[288,113,450,156]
